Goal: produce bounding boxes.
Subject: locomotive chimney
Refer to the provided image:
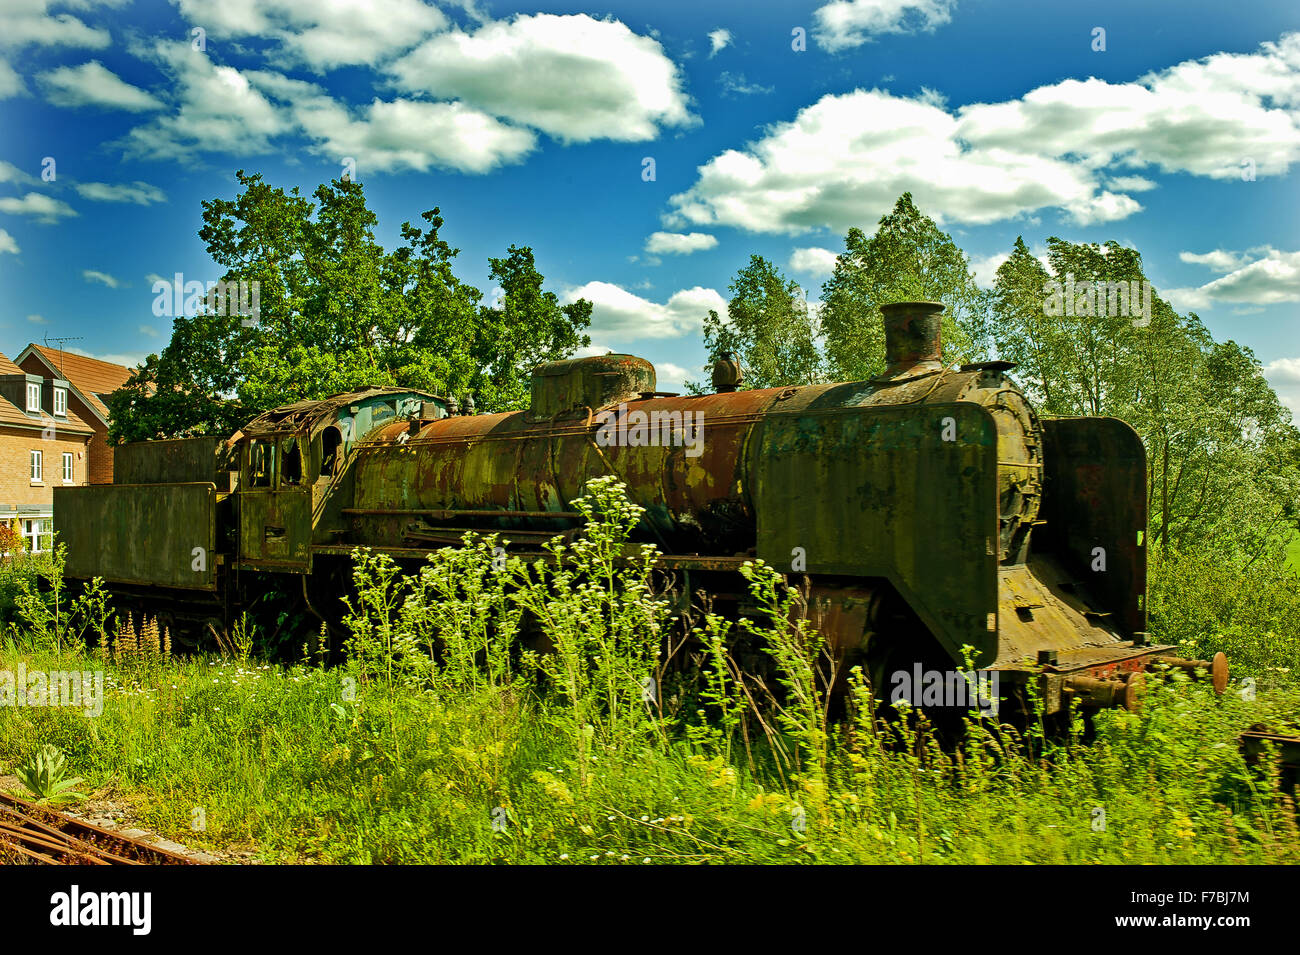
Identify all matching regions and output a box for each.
[878,301,945,380]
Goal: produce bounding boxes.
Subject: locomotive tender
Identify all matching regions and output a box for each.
[57,301,1227,714]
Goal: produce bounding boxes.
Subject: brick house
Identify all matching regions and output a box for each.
[15,345,133,487]
[0,351,95,551]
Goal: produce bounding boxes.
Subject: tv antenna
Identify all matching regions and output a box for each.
[43,335,83,378]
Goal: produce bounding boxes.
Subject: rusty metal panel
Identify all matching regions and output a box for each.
[753,402,1000,665]
[238,488,311,570]
[1039,417,1146,637]
[115,436,229,489]
[55,482,217,590]
[994,556,1134,666]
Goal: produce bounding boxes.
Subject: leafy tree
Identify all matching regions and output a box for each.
[819,193,988,382]
[991,234,1300,564]
[109,171,590,442]
[697,255,822,390]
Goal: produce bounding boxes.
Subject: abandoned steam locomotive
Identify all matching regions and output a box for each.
[56,301,1227,714]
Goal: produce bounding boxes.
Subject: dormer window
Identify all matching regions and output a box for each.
[25,382,39,412]
[53,387,67,417]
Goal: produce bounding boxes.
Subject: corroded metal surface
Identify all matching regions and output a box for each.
[1240,724,1300,767]
[55,482,218,590]
[57,302,1188,718]
[0,792,199,865]
[1039,417,1147,637]
[755,401,1000,666]
[115,435,231,489]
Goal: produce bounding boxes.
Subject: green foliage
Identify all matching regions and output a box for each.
[1,478,1289,864]
[819,192,988,381]
[0,625,1294,863]
[696,255,823,390]
[17,744,84,804]
[992,234,1300,565]
[1149,547,1300,677]
[3,546,113,656]
[739,561,833,785]
[109,172,591,442]
[513,476,669,782]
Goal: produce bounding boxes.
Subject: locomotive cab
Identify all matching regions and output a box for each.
[235,388,443,572]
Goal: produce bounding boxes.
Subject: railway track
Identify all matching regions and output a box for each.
[0,792,199,865]
[1240,724,1300,767]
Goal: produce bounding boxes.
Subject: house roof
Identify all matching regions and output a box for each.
[0,349,94,435]
[16,345,135,424]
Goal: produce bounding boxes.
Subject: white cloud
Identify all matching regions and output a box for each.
[708,28,731,56]
[562,282,726,339]
[788,246,839,278]
[0,229,18,254]
[654,362,692,390]
[813,0,956,52]
[1263,358,1300,415]
[39,60,162,110]
[966,249,1053,288]
[667,33,1300,234]
[0,160,35,185]
[1178,249,1251,273]
[1264,357,1300,383]
[0,56,25,98]
[390,14,694,143]
[1170,247,1300,308]
[138,324,158,337]
[644,231,717,255]
[122,43,295,160]
[0,192,77,223]
[123,44,535,173]
[26,314,47,324]
[123,15,691,172]
[0,0,115,50]
[246,71,537,174]
[74,180,166,204]
[170,0,447,70]
[966,252,1010,289]
[1107,175,1157,192]
[719,72,773,97]
[82,269,121,288]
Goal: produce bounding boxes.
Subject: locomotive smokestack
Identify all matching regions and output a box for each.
[878,301,945,380]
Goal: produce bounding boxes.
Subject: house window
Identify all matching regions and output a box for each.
[25,382,39,412]
[22,519,46,553]
[30,450,41,482]
[54,387,67,417]
[62,452,73,483]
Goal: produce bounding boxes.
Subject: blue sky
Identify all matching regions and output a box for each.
[1,0,1298,403]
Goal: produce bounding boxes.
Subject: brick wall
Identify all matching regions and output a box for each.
[14,359,113,484]
[87,424,114,484]
[0,426,91,512]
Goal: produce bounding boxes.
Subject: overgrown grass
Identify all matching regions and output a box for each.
[0,644,1295,863]
[0,480,1296,864]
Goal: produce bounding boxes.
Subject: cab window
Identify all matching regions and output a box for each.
[320,426,343,477]
[281,436,303,486]
[248,440,274,488]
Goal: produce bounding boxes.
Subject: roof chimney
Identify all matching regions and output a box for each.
[877,301,945,381]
